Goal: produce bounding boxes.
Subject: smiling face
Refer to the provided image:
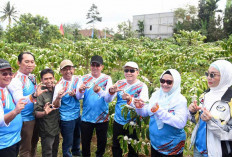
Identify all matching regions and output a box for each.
[207,66,220,88]
[41,73,54,90]
[160,74,174,93]
[0,69,13,88]
[90,62,104,78]
[18,54,35,75]
[124,66,139,84]
[60,66,74,81]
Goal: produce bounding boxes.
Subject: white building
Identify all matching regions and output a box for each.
[132,12,175,39]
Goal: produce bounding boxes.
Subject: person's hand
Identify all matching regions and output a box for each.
[201,107,212,122]
[68,89,76,96]
[57,87,68,99]
[93,83,101,93]
[109,83,122,94]
[79,81,89,93]
[44,102,56,115]
[14,98,26,114]
[122,91,131,102]
[134,98,145,108]
[151,103,159,113]
[189,100,201,113]
[35,83,48,97]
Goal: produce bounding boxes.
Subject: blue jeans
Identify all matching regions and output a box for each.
[60,117,81,157]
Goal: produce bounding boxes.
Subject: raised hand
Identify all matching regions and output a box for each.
[151,103,159,113]
[109,82,122,94]
[14,98,26,114]
[189,100,201,113]
[93,83,101,93]
[79,81,90,93]
[68,89,76,96]
[122,91,131,102]
[58,87,69,99]
[134,98,145,108]
[201,107,212,121]
[35,83,48,97]
[44,102,56,115]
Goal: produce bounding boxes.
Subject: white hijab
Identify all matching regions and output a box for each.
[204,60,232,109]
[150,69,182,129]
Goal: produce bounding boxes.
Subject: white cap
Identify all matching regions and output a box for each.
[123,61,139,69]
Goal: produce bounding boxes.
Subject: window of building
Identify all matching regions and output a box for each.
[150,25,152,31]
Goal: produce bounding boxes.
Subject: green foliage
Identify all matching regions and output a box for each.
[63,23,82,41]
[0,25,3,38]
[117,20,136,39]
[174,30,206,46]
[224,0,232,37]
[136,20,144,37]
[4,13,62,47]
[0,1,18,27]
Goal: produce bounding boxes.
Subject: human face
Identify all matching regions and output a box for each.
[0,69,13,88]
[160,74,174,93]
[91,62,104,78]
[207,67,220,88]
[124,66,139,84]
[60,66,74,81]
[18,54,35,75]
[41,73,54,90]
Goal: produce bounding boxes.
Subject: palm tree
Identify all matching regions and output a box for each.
[0,1,18,27]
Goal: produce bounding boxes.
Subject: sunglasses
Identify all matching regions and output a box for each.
[205,72,220,78]
[124,69,136,73]
[0,72,13,77]
[160,79,173,85]
[91,63,101,67]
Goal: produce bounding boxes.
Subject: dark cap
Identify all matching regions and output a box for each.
[0,59,11,70]
[91,55,103,65]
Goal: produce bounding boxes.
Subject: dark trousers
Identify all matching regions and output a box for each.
[0,142,20,157]
[112,121,138,157]
[81,121,109,157]
[151,146,183,157]
[60,117,81,157]
[41,134,59,157]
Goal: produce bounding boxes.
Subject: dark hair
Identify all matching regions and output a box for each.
[18,52,35,63]
[163,70,172,76]
[40,68,54,79]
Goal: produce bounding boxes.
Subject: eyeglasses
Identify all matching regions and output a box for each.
[91,63,101,67]
[160,79,173,85]
[0,72,14,77]
[124,69,136,73]
[205,72,220,78]
[62,67,74,72]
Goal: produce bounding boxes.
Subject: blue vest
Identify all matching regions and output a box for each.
[0,89,22,149]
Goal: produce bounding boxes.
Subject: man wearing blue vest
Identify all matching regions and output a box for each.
[76,55,113,157]
[53,59,81,157]
[0,59,25,157]
[8,52,46,157]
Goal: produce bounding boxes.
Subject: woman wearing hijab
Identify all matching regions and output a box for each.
[189,60,232,157]
[134,69,188,156]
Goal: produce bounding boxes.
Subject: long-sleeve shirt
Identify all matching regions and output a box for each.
[52,75,80,121]
[0,87,22,149]
[8,71,36,121]
[110,79,149,125]
[76,73,113,123]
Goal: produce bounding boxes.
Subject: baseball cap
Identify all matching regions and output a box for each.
[91,55,103,65]
[0,59,12,70]
[60,60,74,70]
[123,61,139,69]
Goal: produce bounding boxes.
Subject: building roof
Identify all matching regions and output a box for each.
[79,29,112,38]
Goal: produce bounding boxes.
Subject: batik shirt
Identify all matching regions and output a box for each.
[0,87,22,149]
[8,71,36,121]
[113,79,149,125]
[76,73,112,123]
[53,75,80,121]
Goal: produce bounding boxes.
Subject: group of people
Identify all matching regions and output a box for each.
[0,51,232,157]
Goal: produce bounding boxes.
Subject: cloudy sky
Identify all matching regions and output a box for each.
[0,0,227,31]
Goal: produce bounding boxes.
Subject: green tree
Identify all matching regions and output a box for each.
[86,4,102,26]
[0,25,3,39]
[136,20,144,37]
[117,20,136,39]
[0,1,18,27]
[63,23,81,40]
[224,0,232,37]
[5,13,61,47]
